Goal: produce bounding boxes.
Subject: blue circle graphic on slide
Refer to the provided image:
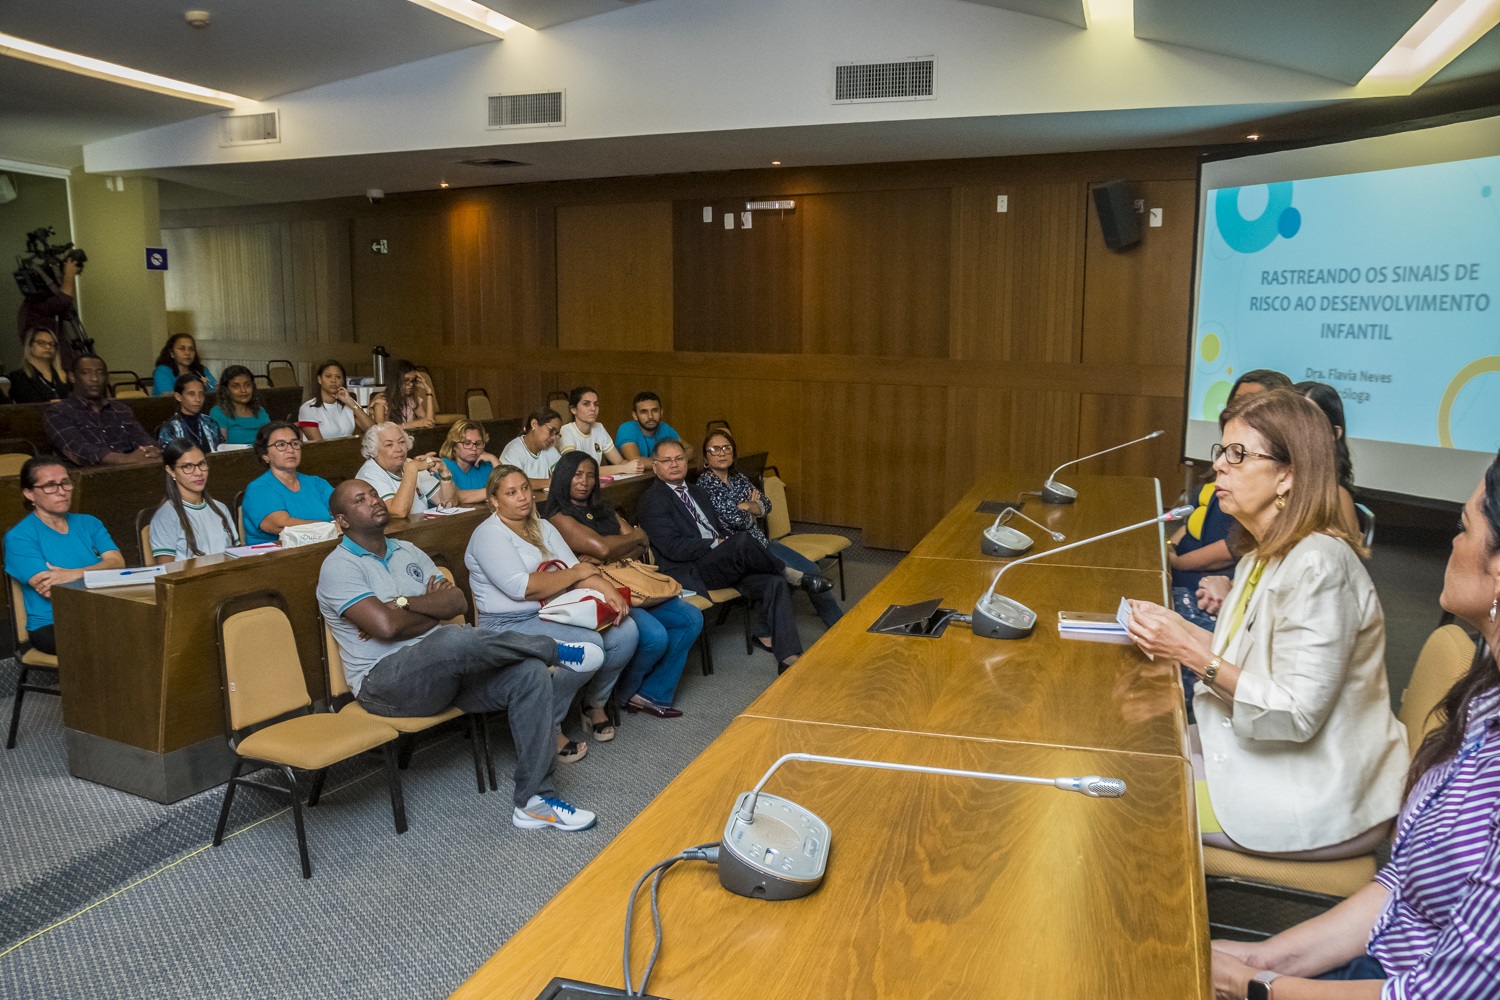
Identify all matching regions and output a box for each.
[1215,183,1296,254]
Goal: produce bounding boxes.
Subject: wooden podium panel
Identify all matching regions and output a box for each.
[910,472,1165,566]
[450,717,1209,1000]
[745,558,1183,758]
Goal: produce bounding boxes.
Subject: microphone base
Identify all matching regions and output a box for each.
[1040,480,1077,505]
[981,524,1033,557]
[719,792,829,901]
[970,595,1038,639]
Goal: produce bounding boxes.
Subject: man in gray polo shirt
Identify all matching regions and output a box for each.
[317,478,602,832]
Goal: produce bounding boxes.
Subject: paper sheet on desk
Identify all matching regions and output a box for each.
[226,543,280,558]
[1117,597,1154,660]
[84,563,180,588]
[424,506,472,516]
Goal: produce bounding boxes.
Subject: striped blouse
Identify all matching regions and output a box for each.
[1369,685,1500,999]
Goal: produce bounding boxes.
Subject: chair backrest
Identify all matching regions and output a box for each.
[466,389,494,421]
[136,506,156,565]
[436,566,468,625]
[114,387,148,400]
[1399,624,1477,756]
[1355,502,1375,550]
[0,454,31,478]
[705,419,732,438]
[323,566,469,704]
[0,438,37,458]
[9,575,31,647]
[762,475,792,540]
[736,451,769,490]
[267,361,297,388]
[108,369,142,389]
[548,392,571,423]
[216,593,311,733]
[233,490,247,543]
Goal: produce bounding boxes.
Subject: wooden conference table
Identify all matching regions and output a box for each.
[453,474,1210,999]
[50,472,657,803]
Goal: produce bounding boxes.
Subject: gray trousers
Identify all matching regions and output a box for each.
[356,624,557,808]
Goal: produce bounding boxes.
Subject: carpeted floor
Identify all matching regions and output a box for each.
[0,520,1455,995]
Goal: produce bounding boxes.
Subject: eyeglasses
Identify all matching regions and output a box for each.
[704,445,734,455]
[267,439,303,452]
[32,480,74,494]
[1211,443,1282,466]
[654,455,686,464]
[175,461,209,474]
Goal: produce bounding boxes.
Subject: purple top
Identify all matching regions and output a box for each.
[1369,685,1500,998]
[42,395,155,467]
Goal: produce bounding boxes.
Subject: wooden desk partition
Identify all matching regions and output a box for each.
[745,558,1184,757]
[450,717,1210,1000]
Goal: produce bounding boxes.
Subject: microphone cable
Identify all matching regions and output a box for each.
[621,842,720,997]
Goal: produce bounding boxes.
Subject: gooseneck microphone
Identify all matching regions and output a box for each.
[963,504,1193,639]
[1040,430,1164,504]
[981,508,1066,557]
[720,752,1127,901]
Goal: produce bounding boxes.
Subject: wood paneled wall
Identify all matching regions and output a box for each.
[162,149,1197,549]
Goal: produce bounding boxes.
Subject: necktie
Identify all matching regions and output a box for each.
[676,486,717,538]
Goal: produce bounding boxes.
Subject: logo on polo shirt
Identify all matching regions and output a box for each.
[407,563,425,582]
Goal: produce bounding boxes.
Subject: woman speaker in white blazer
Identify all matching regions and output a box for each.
[1127,388,1407,858]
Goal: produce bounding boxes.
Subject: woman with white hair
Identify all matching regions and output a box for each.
[354,421,458,518]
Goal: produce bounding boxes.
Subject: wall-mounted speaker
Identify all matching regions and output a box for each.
[1092,180,1141,251]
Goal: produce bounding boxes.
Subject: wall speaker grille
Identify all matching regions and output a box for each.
[488,91,565,129]
[834,59,936,103]
[219,111,279,146]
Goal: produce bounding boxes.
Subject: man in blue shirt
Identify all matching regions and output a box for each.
[317,478,601,831]
[615,391,692,462]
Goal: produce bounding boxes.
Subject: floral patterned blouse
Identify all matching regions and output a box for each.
[695,469,770,546]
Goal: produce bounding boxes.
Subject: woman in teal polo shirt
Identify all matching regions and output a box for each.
[438,419,499,504]
[208,365,271,446]
[241,421,335,544]
[3,456,123,654]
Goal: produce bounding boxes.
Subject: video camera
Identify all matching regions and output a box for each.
[14,225,87,301]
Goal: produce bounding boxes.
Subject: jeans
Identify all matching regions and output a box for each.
[767,541,844,628]
[355,624,557,808]
[478,609,637,728]
[616,597,703,706]
[1316,955,1385,981]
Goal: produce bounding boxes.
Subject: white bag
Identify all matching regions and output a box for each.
[279,521,340,547]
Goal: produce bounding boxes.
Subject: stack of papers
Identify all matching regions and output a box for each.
[423,506,471,517]
[226,543,280,558]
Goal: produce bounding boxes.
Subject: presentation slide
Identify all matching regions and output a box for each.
[1186,117,1500,503]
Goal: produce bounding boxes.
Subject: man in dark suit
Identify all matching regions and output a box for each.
[636,439,822,671]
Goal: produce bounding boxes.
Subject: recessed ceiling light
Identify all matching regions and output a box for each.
[1362,0,1500,92]
[439,181,450,189]
[771,160,781,165]
[404,0,517,38]
[0,30,247,107]
[1246,133,1261,141]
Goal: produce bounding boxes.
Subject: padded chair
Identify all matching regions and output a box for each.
[681,587,748,676]
[136,506,155,566]
[114,386,148,400]
[1204,624,1477,936]
[547,392,571,424]
[319,568,492,794]
[108,370,144,394]
[5,576,61,749]
[1355,502,1376,550]
[761,473,851,600]
[212,591,406,879]
[0,454,32,478]
[0,438,37,458]
[466,389,494,422]
[704,419,733,438]
[233,490,247,544]
[266,360,297,389]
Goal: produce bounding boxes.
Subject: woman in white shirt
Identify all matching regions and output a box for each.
[499,406,563,490]
[297,359,374,442]
[465,465,639,762]
[558,386,646,476]
[1127,388,1407,859]
[355,422,457,518]
[149,438,239,563]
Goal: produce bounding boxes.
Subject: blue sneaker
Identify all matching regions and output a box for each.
[513,795,597,832]
[555,641,604,673]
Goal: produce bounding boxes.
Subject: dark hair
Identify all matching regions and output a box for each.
[19,455,70,510]
[215,365,262,419]
[1294,381,1353,491]
[254,420,300,462]
[632,391,661,409]
[154,334,207,379]
[159,438,238,556]
[654,437,687,458]
[700,428,738,477]
[173,372,205,395]
[1405,452,1500,796]
[70,351,104,374]
[308,359,345,408]
[525,406,561,432]
[382,359,423,425]
[540,450,619,534]
[567,385,596,410]
[1229,368,1292,399]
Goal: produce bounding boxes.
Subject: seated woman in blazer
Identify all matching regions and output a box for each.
[1127,388,1407,859]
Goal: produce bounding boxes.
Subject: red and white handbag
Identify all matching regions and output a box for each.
[537,560,628,630]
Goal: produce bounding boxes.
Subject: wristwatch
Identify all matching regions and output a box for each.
[1203,655,1222,686]
[1247,970,1281,1000]
[395,596,410,610]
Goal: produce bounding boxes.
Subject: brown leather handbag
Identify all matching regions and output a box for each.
[595,558,682,608]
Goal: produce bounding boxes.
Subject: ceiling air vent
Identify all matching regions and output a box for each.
[456,158,530,168]
[218,110,280,146]
[833,58,936,103]
[487,91,565,129]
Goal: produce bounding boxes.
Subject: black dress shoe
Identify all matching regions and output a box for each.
[799,574,834,595]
